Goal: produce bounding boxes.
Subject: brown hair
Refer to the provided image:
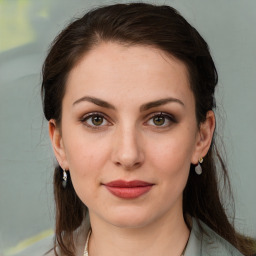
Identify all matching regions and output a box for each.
[41,3,256,256]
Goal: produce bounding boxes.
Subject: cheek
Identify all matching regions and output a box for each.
[147,129,196,177]
[62,131,111,185]
[63,135,111,205]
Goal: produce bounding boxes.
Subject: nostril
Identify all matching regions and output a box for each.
[134,162,142,168]
[114,160,142,170]
[115,161,122,167]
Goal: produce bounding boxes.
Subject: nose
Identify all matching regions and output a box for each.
[111,125,144,170]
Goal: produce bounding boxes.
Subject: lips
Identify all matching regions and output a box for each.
[104,180,154,199]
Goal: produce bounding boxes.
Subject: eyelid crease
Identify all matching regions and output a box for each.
[146,111,177,123]
[80,111,109,121]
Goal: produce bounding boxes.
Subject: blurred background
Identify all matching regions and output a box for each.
[0,0,255,255]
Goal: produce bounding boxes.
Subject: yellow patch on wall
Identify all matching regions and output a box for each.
[0,0,49,52]
[4,229,53,256]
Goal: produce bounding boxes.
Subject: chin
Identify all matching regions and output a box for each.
[105,208,154,229]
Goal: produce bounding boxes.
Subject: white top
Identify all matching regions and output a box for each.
[83,229,91,256]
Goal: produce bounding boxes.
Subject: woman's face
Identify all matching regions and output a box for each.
[50,42,213,228]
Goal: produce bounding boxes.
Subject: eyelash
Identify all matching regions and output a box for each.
[145,112,177,128]
[80,112,111,130]
[80,112,176,130]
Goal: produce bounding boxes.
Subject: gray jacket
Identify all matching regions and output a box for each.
[16,218,244,256]
[184,219,244,256]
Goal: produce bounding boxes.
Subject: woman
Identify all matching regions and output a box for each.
[41,3,256,256]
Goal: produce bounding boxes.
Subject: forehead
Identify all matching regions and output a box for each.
[65,42,194,107]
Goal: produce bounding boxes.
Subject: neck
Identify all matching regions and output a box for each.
[88,208,190,256]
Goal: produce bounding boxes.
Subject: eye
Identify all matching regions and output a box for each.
[152,115,165,126]
[80,112,110,129]
[146,112,176,127]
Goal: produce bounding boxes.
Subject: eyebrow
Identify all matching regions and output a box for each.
[73,96,184,111]
[140,97,184,112]
[73,96,116,110]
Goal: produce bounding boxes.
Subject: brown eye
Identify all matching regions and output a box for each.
[81,113,109,129]
[146,112,176,128]
[91,115,104,126]
[153,116,165,126]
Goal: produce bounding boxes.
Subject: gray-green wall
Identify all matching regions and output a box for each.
[0,0,255,254]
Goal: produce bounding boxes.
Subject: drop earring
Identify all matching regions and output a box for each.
[195,157,203,175]
[62,169,68,188]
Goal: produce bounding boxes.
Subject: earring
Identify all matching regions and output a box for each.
[195,157,203,175]
[62,169,68,188]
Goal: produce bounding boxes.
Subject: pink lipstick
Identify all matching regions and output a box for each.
[104,180,153,199]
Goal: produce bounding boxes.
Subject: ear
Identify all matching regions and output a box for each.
[49,119,69,170]
[191,110,215,164]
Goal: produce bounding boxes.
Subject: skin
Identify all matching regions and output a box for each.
[49,42,215,256]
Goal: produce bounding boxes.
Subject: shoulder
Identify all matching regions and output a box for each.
[201,221,244,256]
[185,218,245,256]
